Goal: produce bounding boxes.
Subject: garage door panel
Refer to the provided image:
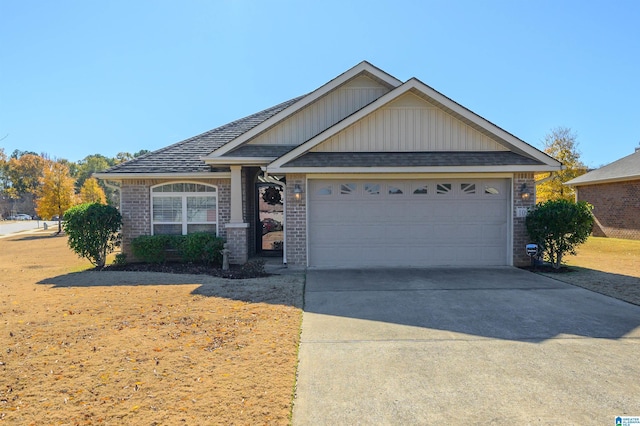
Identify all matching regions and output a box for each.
[308,179,509,267]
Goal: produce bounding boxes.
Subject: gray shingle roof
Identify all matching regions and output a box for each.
[281,151,543,168]
[566,149,640,186]
[223,144,298,158]
[100,95,304,174]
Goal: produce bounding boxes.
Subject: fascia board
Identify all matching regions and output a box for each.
[565,175,640,187]
[93,172,231,181]
[201,156,274,165]
[204,62,403,159]
[267,165,562,174]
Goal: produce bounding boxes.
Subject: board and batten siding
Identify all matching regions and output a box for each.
[248,75,390,146]
[312,92,508,153]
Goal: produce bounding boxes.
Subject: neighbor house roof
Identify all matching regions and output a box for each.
[94,95,304,177]
[565,149,640,186]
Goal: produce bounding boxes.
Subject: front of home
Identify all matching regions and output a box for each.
[95,62,561,268]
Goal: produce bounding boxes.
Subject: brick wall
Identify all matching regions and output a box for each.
[119,178,231,257]
[513,173,536,267]
[285,174,307,268]
[576,180,640,240]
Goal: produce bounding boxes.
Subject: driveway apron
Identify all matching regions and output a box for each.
[292,267,640,425]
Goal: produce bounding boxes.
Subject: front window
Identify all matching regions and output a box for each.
[151,183,217,235]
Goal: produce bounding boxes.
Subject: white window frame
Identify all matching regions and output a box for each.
[150,182,218,236]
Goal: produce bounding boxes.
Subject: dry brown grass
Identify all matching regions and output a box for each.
[565,236,640,277]
[0,230,304,425]
[540,236,640,306]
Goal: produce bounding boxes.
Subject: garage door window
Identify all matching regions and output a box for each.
[461,183,476,195]
[436,183,452,195]
[317,185,332,195]
[364,183,381,195]
[485,186,500,195]
[389,185,404,195]
[340,183,357,195]
[151,183,217,235]
[413,184,428,194]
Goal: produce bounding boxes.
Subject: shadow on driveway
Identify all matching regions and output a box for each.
[303,267,640,343]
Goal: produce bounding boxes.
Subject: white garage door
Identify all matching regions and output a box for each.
[308,179,509,268]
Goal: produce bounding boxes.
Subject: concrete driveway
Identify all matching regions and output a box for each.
[292,267,640,425]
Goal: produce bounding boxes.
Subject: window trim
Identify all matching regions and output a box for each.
[150,182,218,236]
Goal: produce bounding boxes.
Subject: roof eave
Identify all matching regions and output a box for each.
[267,165,562,174]
[202,156,275,166]
[565,175,640,187]
[93,171,231,181]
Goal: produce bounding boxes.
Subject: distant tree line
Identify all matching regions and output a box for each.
[0,149,150,220]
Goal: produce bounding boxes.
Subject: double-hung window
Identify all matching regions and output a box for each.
[151,183,217,235]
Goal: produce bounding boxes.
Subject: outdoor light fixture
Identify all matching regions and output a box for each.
[293,184,303,200]
[520,183,531,201]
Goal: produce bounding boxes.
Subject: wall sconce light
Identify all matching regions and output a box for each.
[293,184,303,200]
[520,183,531,201]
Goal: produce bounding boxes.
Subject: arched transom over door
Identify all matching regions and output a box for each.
[307,179,509,268]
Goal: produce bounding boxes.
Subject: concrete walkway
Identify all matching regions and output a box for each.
[292,267,640,425]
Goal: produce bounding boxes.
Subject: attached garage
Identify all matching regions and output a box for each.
[308,178,510,268]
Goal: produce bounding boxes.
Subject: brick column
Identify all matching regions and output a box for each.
[513,173,536,266]
[285,174,307,268]
[225,223,249,264]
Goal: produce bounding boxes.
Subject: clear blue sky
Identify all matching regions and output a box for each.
[1,0,639,168]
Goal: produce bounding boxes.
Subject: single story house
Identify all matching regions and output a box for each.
[565,148,640,240]
[95,61,561,268]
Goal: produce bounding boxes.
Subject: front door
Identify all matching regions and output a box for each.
[256,183,284,255]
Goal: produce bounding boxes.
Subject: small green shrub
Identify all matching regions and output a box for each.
[179,232,225,266]
[131,235,180,264]
[131,233,224,266]
[63,203,122,268]
[526,199,594,269]
[113,253,127,265]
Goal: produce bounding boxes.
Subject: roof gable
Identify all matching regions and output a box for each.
[310,92,509,153]
[268,78,562,171]
[202,61,402,161]
[566,149,640,186]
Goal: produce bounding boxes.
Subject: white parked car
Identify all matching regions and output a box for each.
[9,214,32,220]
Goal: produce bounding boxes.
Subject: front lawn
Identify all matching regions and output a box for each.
[565,236,640,278]
[0,231,304,425]
[538,236,640,306]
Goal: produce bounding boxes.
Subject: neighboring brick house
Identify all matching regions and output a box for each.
[95,62,561,268]
[566,148,640,240]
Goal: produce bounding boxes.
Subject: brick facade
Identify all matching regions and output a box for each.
[119,178,231,258]
[512,173,536,267]
[284,174,307,268]
[576,180,640,240]
[120,173,541,267]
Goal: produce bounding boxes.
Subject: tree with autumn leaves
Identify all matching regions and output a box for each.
[535,127,588,202]
[35,161,77,233]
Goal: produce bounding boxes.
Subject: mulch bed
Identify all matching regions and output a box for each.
[101,260,268,279]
